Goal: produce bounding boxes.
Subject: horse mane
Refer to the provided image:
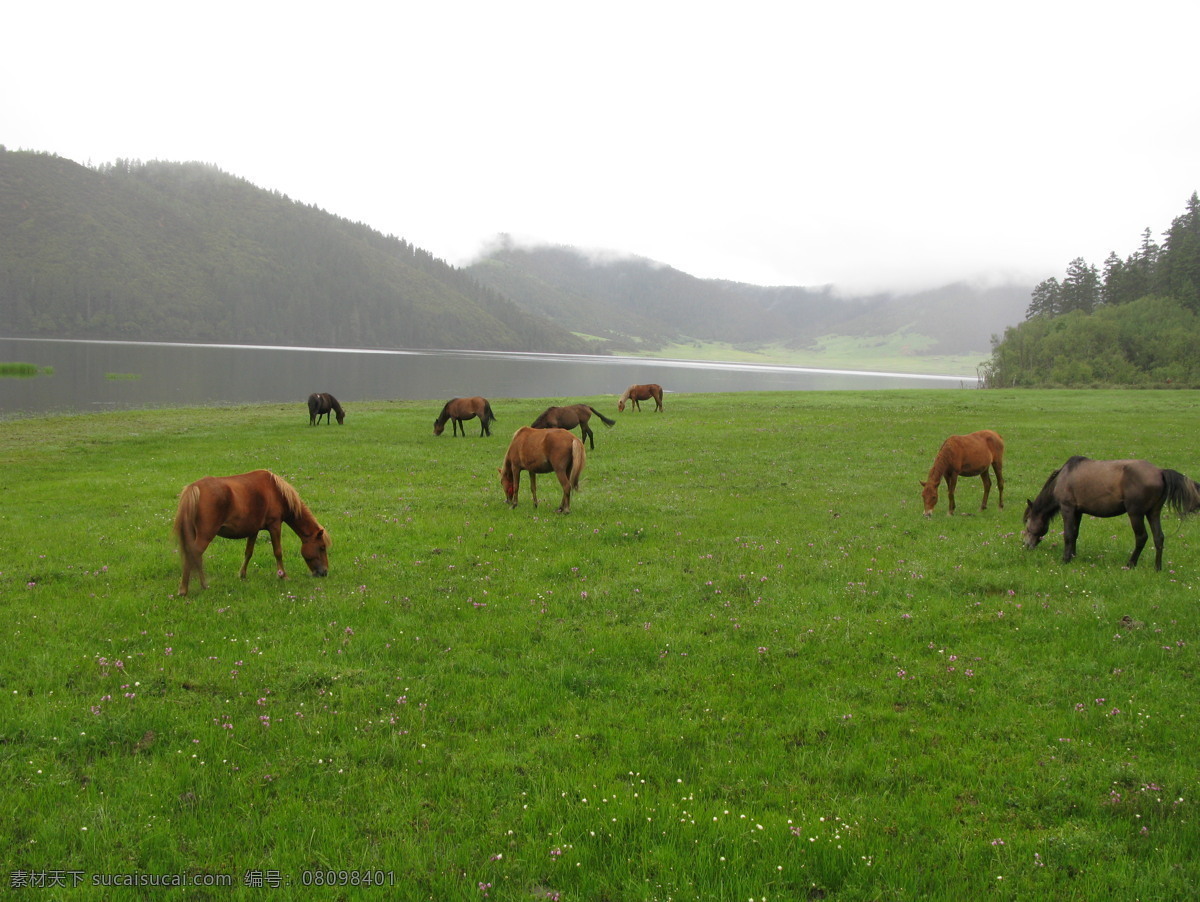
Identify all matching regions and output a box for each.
[618,387,631,403]
[436,400,454,421]
[925,439,959,481]
[269,473,328,544]
[1026,464,1066,524]
[530,407,555,428]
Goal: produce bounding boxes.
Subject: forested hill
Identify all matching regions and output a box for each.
[0,150,589,352]
[467,242,1031,355]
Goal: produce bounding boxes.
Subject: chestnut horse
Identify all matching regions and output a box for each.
[434,397,496,437]
[1022,457,1200,570]
[173,469,331,596]
[499,426,586,513]
[307,392,345,425]
[618,383,663,412]
[920,430,1005,516]
[531,403,616,449]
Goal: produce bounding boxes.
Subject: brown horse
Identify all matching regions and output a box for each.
[618,383,663,412]
[531,404,616,449]
[307,392,345,425]
[173,470,331,596]
[920,430,1005,516]
[1022,457,1200,570]
[434,397,496,437]
[499,426,586,513]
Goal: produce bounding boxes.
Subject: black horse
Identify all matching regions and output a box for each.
[1022,456,1200,570]
[307,392,345,426]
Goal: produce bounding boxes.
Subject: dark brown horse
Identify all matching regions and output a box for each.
[618,383,663,412]
[173,470,331,595]
[531,404,616,449]
[499,426,586,513]
[1022,457,1200,570]
[307,392,345,425]
[920,430,1005,516]
[434,397,496,437]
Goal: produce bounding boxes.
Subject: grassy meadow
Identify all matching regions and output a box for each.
[2,390,1199,900]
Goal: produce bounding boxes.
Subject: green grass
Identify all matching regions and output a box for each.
[3,391,1199,900]
[0,362,53,377]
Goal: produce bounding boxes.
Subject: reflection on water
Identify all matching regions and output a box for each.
[1,338,976,416]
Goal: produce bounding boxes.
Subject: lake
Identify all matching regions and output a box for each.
[0,338,977,417]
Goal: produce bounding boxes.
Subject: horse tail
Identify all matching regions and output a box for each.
[173,484,201,552]
[483,399,496,424]
[590,406,616,427]
[569,438,586,490]
[1161,469,1200,516]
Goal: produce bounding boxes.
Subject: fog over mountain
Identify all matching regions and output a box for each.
[2,150,1030,360]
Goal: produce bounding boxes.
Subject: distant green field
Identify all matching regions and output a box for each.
[641,336,987,377]
[3,391,1199,900]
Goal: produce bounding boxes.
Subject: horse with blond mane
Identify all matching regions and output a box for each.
[173,469,331,595]
[499,426,586,513]
[919,430,1005,516]
[618,384,663,412]
[434,397,496,437]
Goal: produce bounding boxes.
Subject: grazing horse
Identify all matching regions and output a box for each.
[307,392,345,425]
[531,403,616,449]
[618,383,663,412]
[920,430,1005,516]
[173,469,331,596]
[499,426,586,513]
[434,397,496,437]
[1022,457,1200,570]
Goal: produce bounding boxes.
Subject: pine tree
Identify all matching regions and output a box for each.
[1025,277,1061,319]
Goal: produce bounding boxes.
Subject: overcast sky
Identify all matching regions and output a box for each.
[5,1,1198,293]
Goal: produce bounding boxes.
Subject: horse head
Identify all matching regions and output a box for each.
[498,465,518,507]
[919,480,938,517]
[1020,499,1048,549]
[299,527,331,577]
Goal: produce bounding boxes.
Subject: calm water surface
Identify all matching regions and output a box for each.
[1,338,977,417]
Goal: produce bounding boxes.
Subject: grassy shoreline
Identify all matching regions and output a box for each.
[3,391,1198,900]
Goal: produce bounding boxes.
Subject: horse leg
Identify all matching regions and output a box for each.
[945,474,958,515]
[1061,506,1083,563]
[1148,509,1166,571]
[267,525,287,578]
[528,473,539,508]
[582,424,594,449]
[993,461,1004,509]
[555,468,572,513]
[979,470,992,511]
[239,534,259,580]
[178,539,210,595]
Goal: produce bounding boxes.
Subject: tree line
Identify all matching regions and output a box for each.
[981,193,1200,387]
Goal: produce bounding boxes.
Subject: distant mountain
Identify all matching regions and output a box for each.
[1,148,1031,359]
[0,150,589,353]
[467,242,1031,356]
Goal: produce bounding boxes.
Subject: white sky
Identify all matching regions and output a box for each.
[5,1,1198,293]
